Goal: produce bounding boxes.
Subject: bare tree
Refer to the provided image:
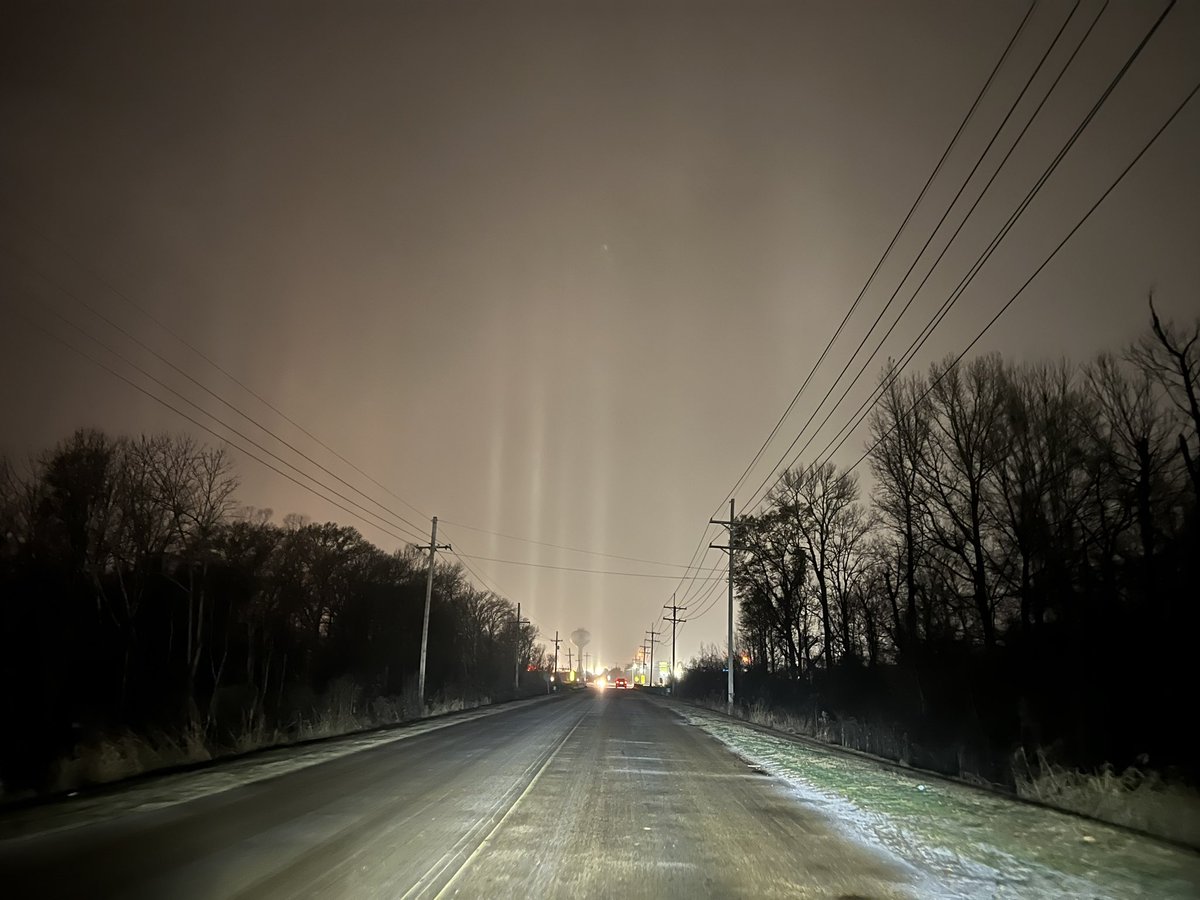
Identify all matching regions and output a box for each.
[828,502,872,662]
[1128,296,1200,508]
[770,461,863,667]
[868,365,933,653]
[989,360,1090,633]
[735,507,808,679]
[920,354,1009,649]
[1083,353,1176,616]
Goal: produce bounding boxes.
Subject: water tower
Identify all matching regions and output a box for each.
[570,628,590,680]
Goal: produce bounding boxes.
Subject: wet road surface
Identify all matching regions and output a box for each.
[0,690,915,899]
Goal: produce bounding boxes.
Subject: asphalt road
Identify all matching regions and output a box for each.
[0,691,916,899]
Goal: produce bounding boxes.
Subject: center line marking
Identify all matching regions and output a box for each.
[430,709,588,899]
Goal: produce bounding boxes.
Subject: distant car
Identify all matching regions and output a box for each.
[614,677,628,689]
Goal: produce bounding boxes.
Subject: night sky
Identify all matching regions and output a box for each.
[2,0,1197,667]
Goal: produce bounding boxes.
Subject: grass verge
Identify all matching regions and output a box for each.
[1012,749,1200,850]
[686,693,1200,850]
[32,691,492,800]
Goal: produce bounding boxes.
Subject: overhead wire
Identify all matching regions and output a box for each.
[7,291,429,545]
[677,562,730,624]
[838,73,1200,477]
[660,0,1040,637]
[3,225,432,522]
[695,0,1183,665]
[7,297,727,590]
[1,232,697,575]
[713,0,1039,518]
[667,0,1051,648]
[451,552,727,580]
[443,540,508,600]
[799,0,1180,478]
[747,0,1122,506]
[2,247,433,539]
[678,0,1183,657]
[437,517,715,570]
[10,305,428,548]
[740,0,1097,514]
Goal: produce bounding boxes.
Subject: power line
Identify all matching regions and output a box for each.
[714,0,1040,516]
[14,266,700,589]
[10,306,427,548]
[447,548,507,599]
[675,550,725,608]
[797,0,1183,479]
[684,563,731,623]
[3,250,433,540]
[10,240,731,593]
[438,517,716,571]
[452,552,727,580]
[6,211,434,525]
[2,237,714,578]
[741,0,1101,513]
[10,302,554,640]
[667,0,1041,629]
[745,0,1117,507]
[668,0,1174,654]
[4,227,698,576]
[840,74,1200,477]
[437,526,511,599]
[10,293,429,544]
[659,524,725,620]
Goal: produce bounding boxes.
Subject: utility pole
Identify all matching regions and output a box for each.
[663,594,687,694]
[566,646,573,674]
[640,642,649,685]
[550,631,562,693]
[417,516,451,708]
[710,498,736,709]
[514,603,530,694]
[645,626,660,687]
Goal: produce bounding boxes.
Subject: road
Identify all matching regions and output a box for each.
[1,690,916,899]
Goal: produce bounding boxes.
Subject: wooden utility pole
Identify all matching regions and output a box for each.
[710,499,737,709]
[663,594,687,694]
[645,625,660,687]
[514,603,530,693]
[417,517,451,707]
[550,630,562,693]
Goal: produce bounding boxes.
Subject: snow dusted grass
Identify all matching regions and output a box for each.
[2,695,551,841]
[693,694,1200,850]
[675,704,1200,899]
[699,696,918,770]
[42,690,493,798]
[1013,750,1200,850]
[50,725,212,795]
[290,693,487,742]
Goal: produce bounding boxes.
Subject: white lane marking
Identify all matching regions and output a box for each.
[604,754,676,761]
[1,696,562,843]
[430,709,589,899]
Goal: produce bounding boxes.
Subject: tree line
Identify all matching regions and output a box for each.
[689,300,1198,784]
[0,434,541,793]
